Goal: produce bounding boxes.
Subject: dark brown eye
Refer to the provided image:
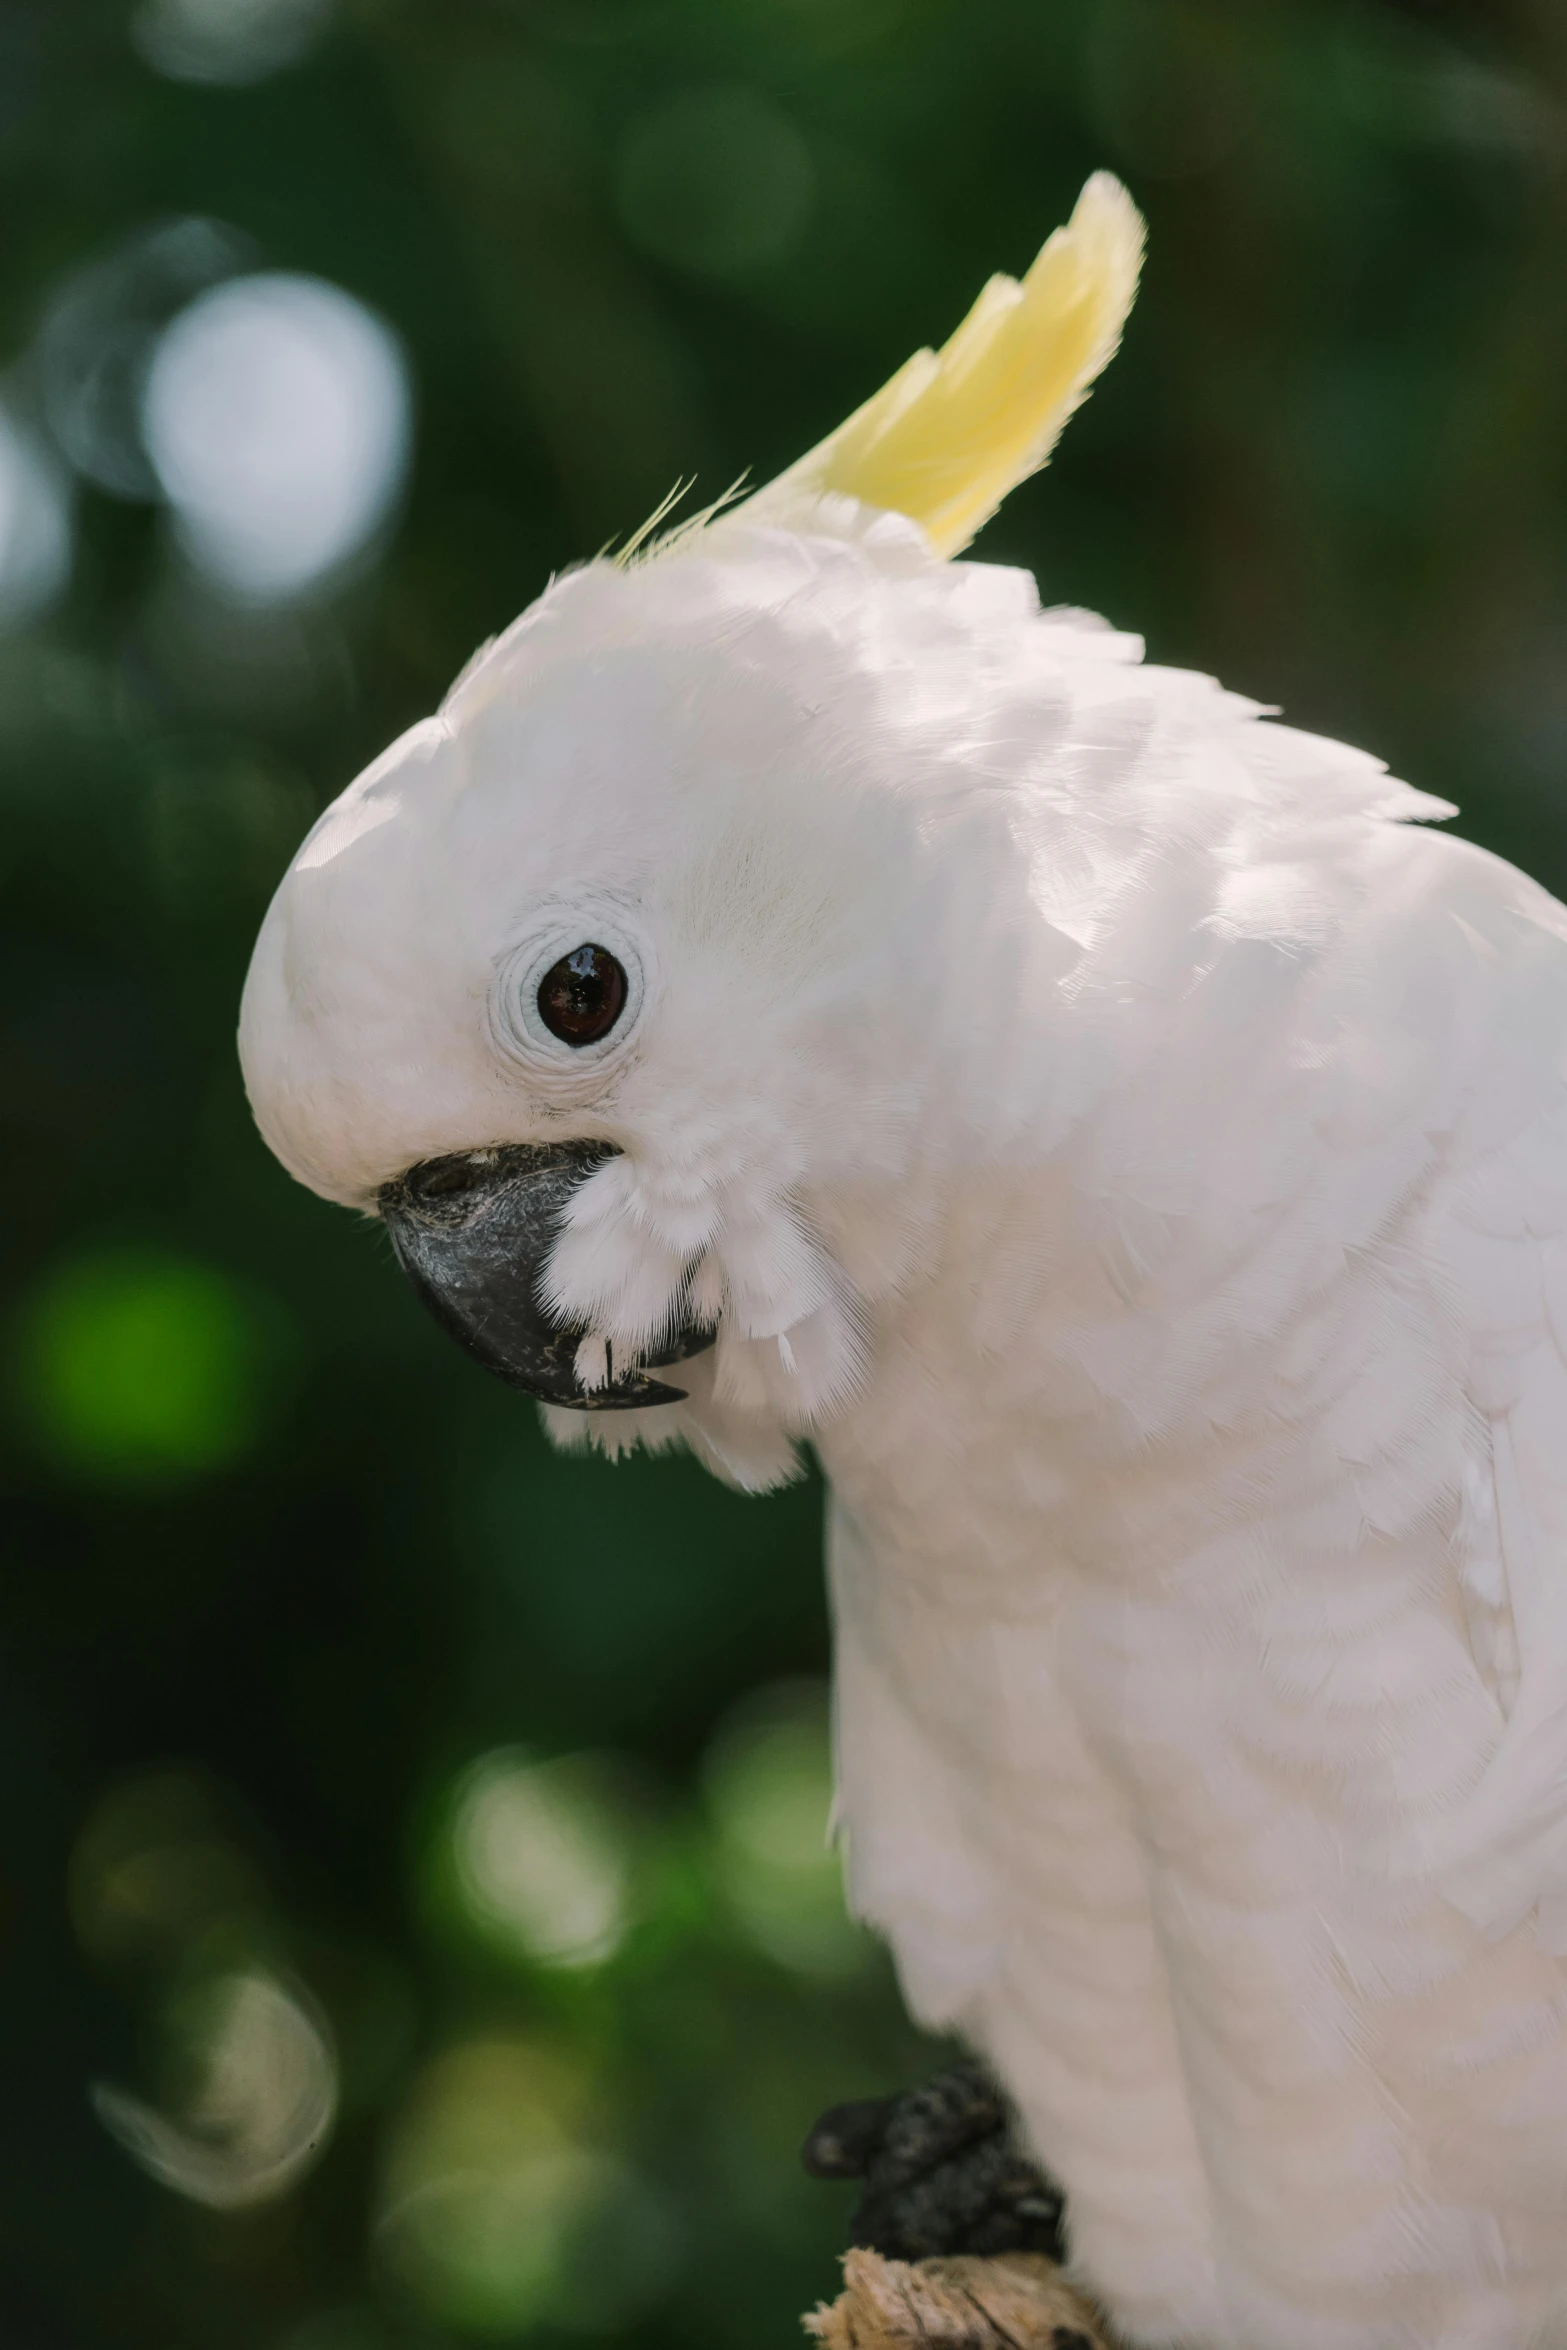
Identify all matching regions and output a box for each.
[536,943,628,1047]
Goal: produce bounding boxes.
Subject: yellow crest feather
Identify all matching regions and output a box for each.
[746,172,1145,559]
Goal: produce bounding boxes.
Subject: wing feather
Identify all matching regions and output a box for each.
[1419,960,1567,1946]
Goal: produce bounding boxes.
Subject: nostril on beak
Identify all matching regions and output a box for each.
[390,1140,620,1227]
[406,1154,487,1203]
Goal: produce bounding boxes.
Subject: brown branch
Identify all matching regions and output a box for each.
[805,2251,1114,2350]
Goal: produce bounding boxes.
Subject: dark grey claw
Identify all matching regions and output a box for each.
[803,2096,895,2180]
[801,2059,1066,2264]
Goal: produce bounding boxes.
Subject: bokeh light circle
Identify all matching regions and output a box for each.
[93,1967,338,2210]
[19,1248,288,1484]
[37,215,253,500]
[0,409,71,623]
[377,2038,678,2333]
[133,0,336,88]
[142,272,412,603]
[446,1749,633,1971]
[615,85,815,276]
[704,1680,870,1977]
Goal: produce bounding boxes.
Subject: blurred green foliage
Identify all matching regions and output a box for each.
[22,1249,290,1481]
[2,0,1566,2343]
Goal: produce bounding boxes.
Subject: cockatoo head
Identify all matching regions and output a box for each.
[239,175,1145,1486]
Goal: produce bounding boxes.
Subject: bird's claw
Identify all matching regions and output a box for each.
[802,2059,1065,2263]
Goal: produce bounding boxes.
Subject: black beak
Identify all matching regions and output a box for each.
[378,1140,715,1410]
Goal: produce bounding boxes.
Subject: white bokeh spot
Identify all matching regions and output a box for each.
[0,408,71,624]
[141,272,412,604]
[92,1968,337,2210]
[450,1749,630,1971]
[133,0,335,87]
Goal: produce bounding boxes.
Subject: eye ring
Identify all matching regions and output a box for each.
[536,943,628,1047]
[488,910,649,1076]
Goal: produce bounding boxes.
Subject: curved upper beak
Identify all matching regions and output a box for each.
[378,1140,715,1410]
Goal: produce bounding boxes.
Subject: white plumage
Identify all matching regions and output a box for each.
[239,180,1567,2347]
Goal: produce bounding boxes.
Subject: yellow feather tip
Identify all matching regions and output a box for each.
[746,172,1145,559]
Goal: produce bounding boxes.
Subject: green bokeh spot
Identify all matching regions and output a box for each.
[21,1250,281,1485]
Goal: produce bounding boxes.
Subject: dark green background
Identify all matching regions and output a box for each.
[2,0,1564,2343]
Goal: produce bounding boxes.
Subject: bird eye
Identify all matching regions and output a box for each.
[535,943,629,1047]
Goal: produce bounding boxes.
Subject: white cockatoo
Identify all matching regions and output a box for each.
[240,174,1567,2349]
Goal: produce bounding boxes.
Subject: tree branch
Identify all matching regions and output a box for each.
[806,2250,1113,2350]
